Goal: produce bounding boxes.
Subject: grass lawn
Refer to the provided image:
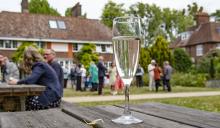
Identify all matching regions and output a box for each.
[79,96,220,113]
[64,85,220,97]
[63,85,220,113]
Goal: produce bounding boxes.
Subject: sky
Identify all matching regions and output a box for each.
[0,0,219,19]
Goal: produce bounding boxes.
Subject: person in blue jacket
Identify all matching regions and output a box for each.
[9,46,61,110]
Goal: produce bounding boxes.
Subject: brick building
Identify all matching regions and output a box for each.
[0,1,113,69]
[170,12,220,63]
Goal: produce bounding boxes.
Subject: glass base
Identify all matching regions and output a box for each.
[112,115,143,125]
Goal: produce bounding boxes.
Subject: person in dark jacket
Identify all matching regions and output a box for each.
[9,46,61,111]
[44,49,64,96]
[76,64,82,91]
[97,56,107,95]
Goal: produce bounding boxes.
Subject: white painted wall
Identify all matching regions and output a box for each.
[51,43,68,52]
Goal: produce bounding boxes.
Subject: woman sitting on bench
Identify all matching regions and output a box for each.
[9,46,61,111]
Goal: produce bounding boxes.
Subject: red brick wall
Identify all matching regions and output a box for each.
[0,50,15,59]
[99,53,113,62]
[68,43,73,58]
[46,42,52,49]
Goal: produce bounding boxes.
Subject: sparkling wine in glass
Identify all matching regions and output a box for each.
[112,17,143,124]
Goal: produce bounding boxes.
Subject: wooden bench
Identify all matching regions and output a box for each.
[0,84,45,111]
[0,101,220,128]
[61,101,220,128]
[0,108,89,128]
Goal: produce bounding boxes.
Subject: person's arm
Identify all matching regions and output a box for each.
[9,63,20,79]
[17,64,45,84]
[141,67,144,74]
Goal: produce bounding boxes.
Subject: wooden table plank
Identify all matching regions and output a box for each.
[62,102,196,128]
[0,109,89,128]
[0,84,46,111]
[122,102,220,128]
[0,84,45,96]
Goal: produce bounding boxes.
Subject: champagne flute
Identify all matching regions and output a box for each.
[112,17,143,124]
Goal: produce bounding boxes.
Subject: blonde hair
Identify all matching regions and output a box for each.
[22,46,44,74]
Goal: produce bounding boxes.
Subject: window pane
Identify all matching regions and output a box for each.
[0,40,3,48]
[73,44,78,51]
[101,44,106,52]
[57,21,66,29]
[49,20,57,28]
[196,45,203,56]
[36,42,44,48]
[12,41,17,48]
[5,40,11,48]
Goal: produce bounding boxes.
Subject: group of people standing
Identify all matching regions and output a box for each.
[148,60,172,92]
[69,56,107,95]
[0,47,63,111]
[69,57,124,96]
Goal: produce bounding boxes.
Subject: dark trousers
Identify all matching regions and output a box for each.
[76,76,82,91]
[64,79,68,88]
[155,79,161,92]
[98,76,104,95]
[136,76,143,87]
[91,82,98,91]
[164,79,171,92]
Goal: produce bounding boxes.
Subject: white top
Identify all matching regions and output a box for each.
[81,67,87,77]
[148,64,155,76]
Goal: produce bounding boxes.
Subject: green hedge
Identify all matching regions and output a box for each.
[171,73,206,87]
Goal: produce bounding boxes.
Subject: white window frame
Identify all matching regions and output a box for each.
[57,20,66,29]
[196,44,203,56]
[35,42,44,48]
[73,43,78,52]
[0,40,17,49]
[96,44,101,52]
[49,20,58,29]
[101,44,106,52]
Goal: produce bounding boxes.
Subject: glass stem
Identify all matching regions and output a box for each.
[124,85,131,115]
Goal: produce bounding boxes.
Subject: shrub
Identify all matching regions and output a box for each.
[171,73,206,87]
[173,48,192,73]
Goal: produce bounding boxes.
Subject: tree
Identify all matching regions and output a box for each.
[12,42,39,63]
[149,36,172,67]
[29,0,61,16]
[65,7,72,17]
[186,2,203,16]
[173,48,192,72]
[211,10,220,21]
[139,48,151,72]
[101,1,125,28]
[127,3,194,45]
[76,44,98,69]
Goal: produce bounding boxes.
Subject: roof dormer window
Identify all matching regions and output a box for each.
[49,20,66,29]
[49,20,57,29]
[57,21,66,29]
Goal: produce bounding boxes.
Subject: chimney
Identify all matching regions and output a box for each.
[195,12,210,26]
[21,0,29,13]
[71,2,81,17]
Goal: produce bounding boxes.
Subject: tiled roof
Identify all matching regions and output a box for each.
[0,11,112,42]
[171,22,220,48]
[187,22,220,46]
[170,37,188,48]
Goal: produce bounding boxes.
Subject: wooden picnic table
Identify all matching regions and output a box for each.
[0,101,220,128]
[0,83,45,111]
